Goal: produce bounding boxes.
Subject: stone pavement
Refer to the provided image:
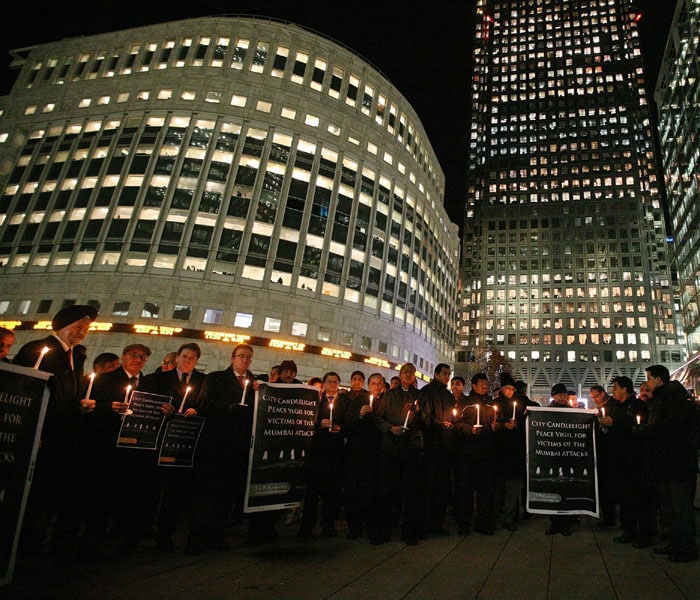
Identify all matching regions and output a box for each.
[2,512,699,600]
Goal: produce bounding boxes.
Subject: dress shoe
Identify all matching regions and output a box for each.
[596,520,615,529]
[427,528,450,536]
[653,543,676,555]
[613,533,636,544]
[502,522,518,532]
[401,535,418,546]
[475,527,494,535]
[668,550,698,563]
[297,528,313,539]
[369,536,388,545]
[632,539,652,549]
[545,527,559,535]
[560,527,572,537]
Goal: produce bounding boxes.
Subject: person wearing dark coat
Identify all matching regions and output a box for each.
[373,363,428,546]
[140,342,205,553]
[494,373,525,531]
[298,371,346,538]
[453,372,498,535]
[420,363,455,535]
[13,304,97,557]
[341,372,385,539]
[185,343,256,554]
[77,343,153,556]
[643,365,698,563]
[601,376,652,548]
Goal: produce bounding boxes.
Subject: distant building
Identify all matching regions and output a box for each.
[460,0,685,400]
[656,0,700,355]
[0,16,459,381]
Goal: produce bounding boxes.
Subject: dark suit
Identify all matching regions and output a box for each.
[79,367,143,550]
[14,335,88,554]
[187,367,254,549]
[140,368,205,548]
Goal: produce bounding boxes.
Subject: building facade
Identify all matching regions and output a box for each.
[0,16,460,382]
[460,0,685,400]
[656,0,700,355]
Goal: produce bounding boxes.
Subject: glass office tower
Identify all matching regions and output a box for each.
[656,0,700,355]
[0,16,459,380]
[460,0,685,400]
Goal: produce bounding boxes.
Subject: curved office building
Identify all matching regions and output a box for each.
[0,16,459,381]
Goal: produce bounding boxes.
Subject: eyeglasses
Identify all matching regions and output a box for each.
[124,353,148,361]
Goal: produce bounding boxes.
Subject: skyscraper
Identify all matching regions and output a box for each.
[460,0,685,399]
[656,0,700,355]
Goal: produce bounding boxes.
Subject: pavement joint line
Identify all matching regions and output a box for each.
[591,521,621,600]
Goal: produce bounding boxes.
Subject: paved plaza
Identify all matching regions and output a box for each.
[3,511,699,600]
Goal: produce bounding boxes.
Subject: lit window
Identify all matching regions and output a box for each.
[281,107,296,120]
[256,100,272,113]
[157,89,172,100]
[42,103,55,113]
[97,96,111,105]
[305,114,319,127]
[234,312,253,328]
[203,308,223,324]
[79,98,92,107]
[181,90,196,101]
[231,94,246,107]
[24,105,37,115]
[205,91,221,103]
[264,317,281,332]
[142,302,160,318]
[17,300,31,315]
[317,326,331,341]
[113,301,130,316]
[173,305,192,320]
[291,321,308,337]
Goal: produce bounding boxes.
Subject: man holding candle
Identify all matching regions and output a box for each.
[298,371,345,538]
[545,383,574,536]
[184,343,256,554]
[494,373,525,531]
[420,363,455,536]
[453,372,498,536]
[76,343,153,558]
[339,371,380,539]
[14,304,97,558]
[590,384,616,528]
[373,363,426,545]
[141,343,205,553]
[603,376,652,548]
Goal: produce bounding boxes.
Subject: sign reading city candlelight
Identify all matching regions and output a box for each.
[526,407,599,516]
[244,383,319,512]
[0,363,50,587]
[116,391,171,450]
[158,415,205,467]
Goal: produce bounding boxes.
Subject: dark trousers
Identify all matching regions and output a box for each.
[299,452,343,534]
[343,452,380,536]
[459,458,497,531]
[424,449,451,531]
[657,480,697,553]
[375,454,425,540]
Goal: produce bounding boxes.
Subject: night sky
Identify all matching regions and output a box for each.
[1,0,675,230]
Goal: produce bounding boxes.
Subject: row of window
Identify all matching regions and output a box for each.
[0,297,442,372]
[20,21,440,190]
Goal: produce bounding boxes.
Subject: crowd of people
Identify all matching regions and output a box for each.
[2,305,698,566]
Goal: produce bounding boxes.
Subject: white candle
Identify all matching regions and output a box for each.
[329,401,334,426]
[239,379,249,406]
[85,372,96,400]
[124,384,132,404]
[33,346,49,370]
[476,403,481,426]
[493,404,498,422]
[403,406,411,429]
[512,401,517,420]
[452,407,457,418]
[601,406,605,418]
[369,394,374,409]
[179,385,192,413]
[636,414,641,425]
